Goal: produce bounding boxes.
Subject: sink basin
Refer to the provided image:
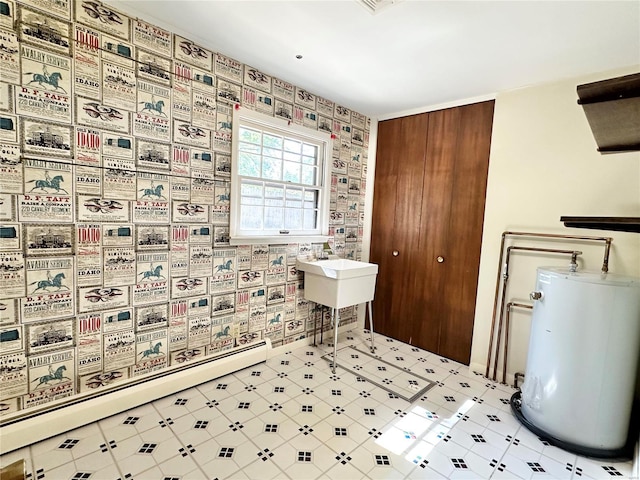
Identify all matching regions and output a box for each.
[296,259,379,309]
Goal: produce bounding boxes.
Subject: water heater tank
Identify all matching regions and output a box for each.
[520,267,640,455]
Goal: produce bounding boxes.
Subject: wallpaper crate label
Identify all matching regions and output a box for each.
[75,0,130,41]
[18,46,71,123]
[103,328,135,369]
[102,62,137,112]
[24,223,73,256]
[0,29,20,85]
[214,53,242,84]
[133,18,171,58]
[21,119,73,160]
[21,256,75,322]
[76,96,130,133]
[76,313,103,375]
[74,165,102,195]
[19,6,71,55]
[78,284,129,313]
[0,351,27,400]
[0,251,25,298]
[73,23,101,98]
[77,194,130,222]
[102,307,133,333]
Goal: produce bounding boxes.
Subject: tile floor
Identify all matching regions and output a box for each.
[1,328,637,480]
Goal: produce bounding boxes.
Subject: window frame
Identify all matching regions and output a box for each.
[230,107,332,245]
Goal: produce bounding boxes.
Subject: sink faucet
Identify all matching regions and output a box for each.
[317,242,332,260]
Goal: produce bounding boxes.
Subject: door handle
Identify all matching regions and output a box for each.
[436,256,444,263]
[392,250,399,257]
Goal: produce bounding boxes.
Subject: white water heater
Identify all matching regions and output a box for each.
[521,267,640,453]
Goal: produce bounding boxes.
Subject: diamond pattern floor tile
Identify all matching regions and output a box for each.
[1,328,636,480]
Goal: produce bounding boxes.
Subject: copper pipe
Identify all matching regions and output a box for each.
[485,231,612,381]
[503,302,533,384]
[492,246,582,381]
[502,231,612,274]
[486,232,508,378]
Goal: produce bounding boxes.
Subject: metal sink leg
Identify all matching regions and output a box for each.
[368,301,375,353]
[332,307,340,374]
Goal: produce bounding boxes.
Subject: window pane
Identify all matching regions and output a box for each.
[238,152,261,177]
[303,209,318,229]
[284,138,301,153]
[239,142,261,154]
[265,197,283,207]
[263,133,282,149]
[241,182,263,197]
[302,144,317,157]
[240,127,261,144]
[241,205,263,229]
[284,208,302,229]
[286,188,302,200]
[264,207,283,229]
[283,151,301,162]
[263,147,282,159]
[304,189,318,208]
[262,157,281,180]
[241,196,263,206]
[265,185,284,199]
[301,155,316,166]
[301,165,316,185]
[283,161,300,183]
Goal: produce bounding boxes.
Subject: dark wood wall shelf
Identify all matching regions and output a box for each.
[560,216,640,233]
[577,72,640,153]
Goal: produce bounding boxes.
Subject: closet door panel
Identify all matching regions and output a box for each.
[438,101,494,364]
[370,118,402,336]
[371,114,429,343]
[390,114,429,343]
[413,107,460,353]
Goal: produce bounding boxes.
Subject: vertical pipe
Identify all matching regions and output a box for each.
[492,247,512,381]
[486,232,508,378]
[502,302,533,384]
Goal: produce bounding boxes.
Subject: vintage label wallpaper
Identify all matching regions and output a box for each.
[0,0,369,415]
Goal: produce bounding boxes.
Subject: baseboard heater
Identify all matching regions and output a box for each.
[0,340,270,454]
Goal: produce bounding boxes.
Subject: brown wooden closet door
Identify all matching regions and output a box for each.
[370,101,493,365]
[436,101,494,364]
[413,101,494,364]
[413,106,460,355]
[370,113,429,344]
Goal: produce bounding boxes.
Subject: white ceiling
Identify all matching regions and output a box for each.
[112,0,640,119]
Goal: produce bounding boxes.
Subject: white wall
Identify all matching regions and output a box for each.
[470,66,640,383]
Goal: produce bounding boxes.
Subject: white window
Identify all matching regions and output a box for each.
[230,108,332,244]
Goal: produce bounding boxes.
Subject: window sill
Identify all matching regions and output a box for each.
[229,235,329,246]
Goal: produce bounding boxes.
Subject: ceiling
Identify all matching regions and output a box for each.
[111,0,640,119]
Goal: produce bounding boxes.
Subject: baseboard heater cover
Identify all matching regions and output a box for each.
[0,340,270,454]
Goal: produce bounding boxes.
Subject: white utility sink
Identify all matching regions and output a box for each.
[296,258,379,372]
[296,258,379,308]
